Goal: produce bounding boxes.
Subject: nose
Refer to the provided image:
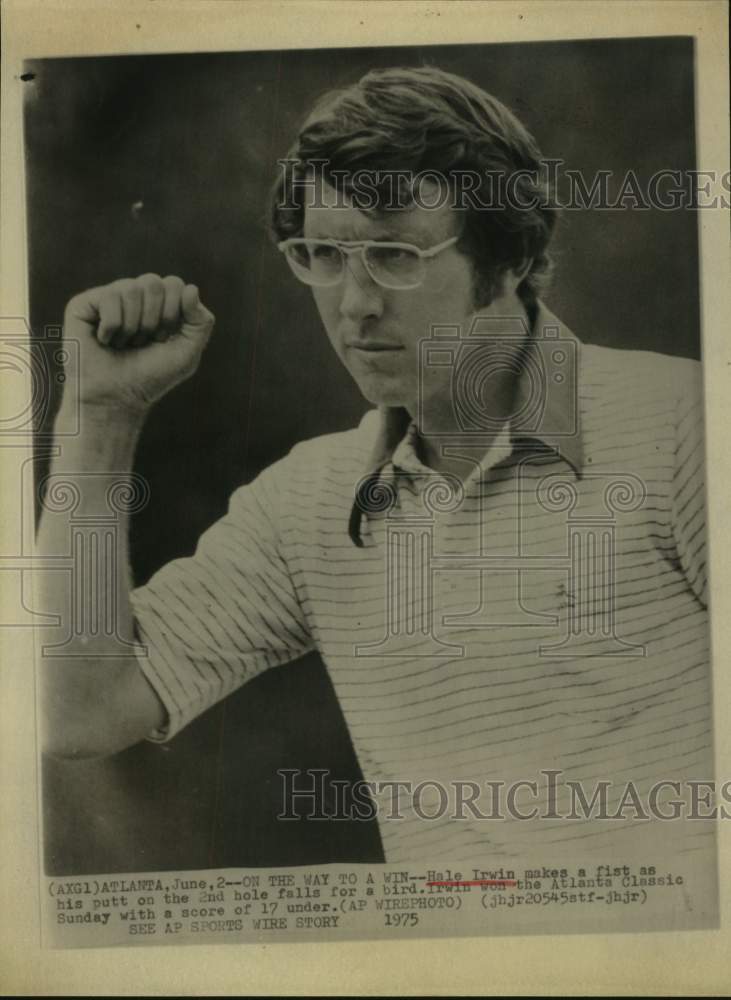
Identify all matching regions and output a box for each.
[338,255,383,323]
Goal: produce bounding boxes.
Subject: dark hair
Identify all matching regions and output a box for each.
[269,65,559,309]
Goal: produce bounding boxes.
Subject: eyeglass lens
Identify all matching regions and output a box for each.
[285,241,424,289]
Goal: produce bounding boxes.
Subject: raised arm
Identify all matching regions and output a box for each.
[37,274,215,759]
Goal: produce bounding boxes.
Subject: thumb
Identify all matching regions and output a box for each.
[181,283,215,333]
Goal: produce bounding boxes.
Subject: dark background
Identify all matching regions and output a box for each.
[24,37,699,875]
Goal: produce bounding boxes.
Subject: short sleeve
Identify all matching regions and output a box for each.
[130,455,315,742]
[671,368,707,608]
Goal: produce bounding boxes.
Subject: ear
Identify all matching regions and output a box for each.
[496,258,533,298]
[513,257,533,284]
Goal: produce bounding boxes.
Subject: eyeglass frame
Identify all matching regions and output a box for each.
[276,234,460,290]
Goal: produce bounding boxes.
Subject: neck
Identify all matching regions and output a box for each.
[413,369,518,478]
[409,295,532,477]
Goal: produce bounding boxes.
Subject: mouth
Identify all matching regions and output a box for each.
[346,342,404,352]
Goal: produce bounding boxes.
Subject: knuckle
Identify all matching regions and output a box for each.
[110,277,136,293]
[64,293,83,316]
[99,288,122,312]
[66,285,99,314]
[182,355,200,378]
[137,272,164,294]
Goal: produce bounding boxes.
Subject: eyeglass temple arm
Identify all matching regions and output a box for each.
[418,235,460,258]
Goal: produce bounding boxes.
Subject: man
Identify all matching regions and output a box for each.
[40,67,711,863]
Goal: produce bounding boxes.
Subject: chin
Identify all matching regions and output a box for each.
[354,377,412,409]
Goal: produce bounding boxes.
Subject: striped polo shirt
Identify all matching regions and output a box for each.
[130,305,712,863]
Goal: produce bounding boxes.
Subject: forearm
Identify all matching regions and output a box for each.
[37,403,164,758]
[37,274,214,757]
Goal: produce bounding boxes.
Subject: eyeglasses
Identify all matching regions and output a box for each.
[277,235,459,290]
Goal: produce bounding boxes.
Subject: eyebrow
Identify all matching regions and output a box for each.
[305,231,423,245]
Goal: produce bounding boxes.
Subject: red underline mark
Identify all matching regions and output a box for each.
[426,880,518,887]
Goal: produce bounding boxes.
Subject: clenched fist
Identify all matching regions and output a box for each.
[62,274,215,417]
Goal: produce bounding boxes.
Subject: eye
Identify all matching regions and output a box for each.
[368,245,414,264]
[288,242,312,266]
[310,243,342,263]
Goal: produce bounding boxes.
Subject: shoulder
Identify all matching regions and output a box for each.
[578,342,702,418]
[573,342,705,475]
[580,343,701,393]
[256,409,381,497]
[285,409,381,471]
[224,411,379,533]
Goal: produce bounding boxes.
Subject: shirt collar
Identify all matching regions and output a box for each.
[349,301,583,547]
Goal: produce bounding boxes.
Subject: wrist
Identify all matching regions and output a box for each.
[53,402,146,468]
[56,398,147,432]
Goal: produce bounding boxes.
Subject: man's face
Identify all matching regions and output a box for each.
[304,181,485,419]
